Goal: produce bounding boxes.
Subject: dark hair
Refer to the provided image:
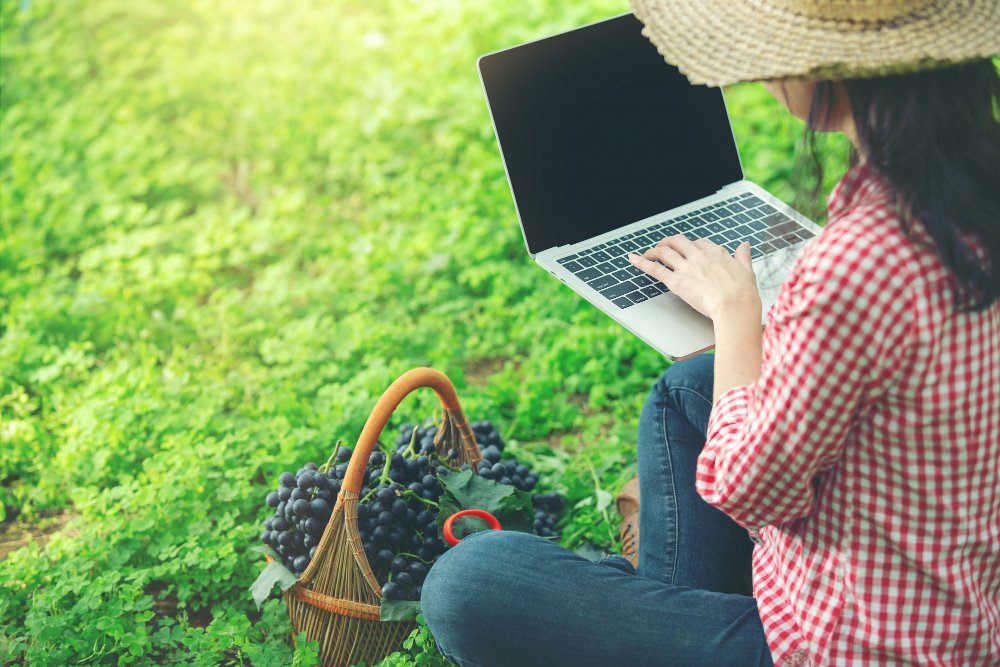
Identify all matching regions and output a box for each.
[797,60,1000,313]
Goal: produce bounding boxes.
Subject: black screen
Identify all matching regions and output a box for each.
[479,13,743,255]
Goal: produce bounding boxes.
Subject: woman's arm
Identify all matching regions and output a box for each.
[712,305,764,403]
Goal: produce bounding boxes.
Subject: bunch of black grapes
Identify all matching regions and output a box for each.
[261,446,355,575]
[259,418,565,601]
[468,420,563,539]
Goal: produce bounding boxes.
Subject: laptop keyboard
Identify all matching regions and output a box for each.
[556,192,815,310]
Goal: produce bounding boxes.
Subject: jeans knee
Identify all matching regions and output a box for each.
[420,530,505,645]
[653,353,714,399]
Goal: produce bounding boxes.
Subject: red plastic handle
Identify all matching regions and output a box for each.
[442,509,503,546]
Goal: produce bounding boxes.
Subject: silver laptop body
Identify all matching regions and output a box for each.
[477,13,821,360]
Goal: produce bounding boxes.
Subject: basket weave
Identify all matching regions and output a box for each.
[278,368,482,667]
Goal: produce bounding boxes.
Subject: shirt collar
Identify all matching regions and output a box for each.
[826,160,894,222]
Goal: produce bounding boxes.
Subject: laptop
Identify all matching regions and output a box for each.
[477,12,821,360]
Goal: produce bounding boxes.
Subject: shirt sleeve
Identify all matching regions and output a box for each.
[695,213,917,531]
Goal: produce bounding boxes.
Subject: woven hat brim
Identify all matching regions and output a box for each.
[629,0,1000,87]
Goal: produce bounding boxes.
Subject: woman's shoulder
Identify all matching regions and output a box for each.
[798,191,942,297]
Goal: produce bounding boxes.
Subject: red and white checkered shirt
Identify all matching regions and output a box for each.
[698,161,1000,666]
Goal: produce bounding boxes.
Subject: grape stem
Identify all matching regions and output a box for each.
[396,551,433,565]
[319,440,342,475]
[404,426,419,459]
[401,490,438,508]
[359,441,395,503]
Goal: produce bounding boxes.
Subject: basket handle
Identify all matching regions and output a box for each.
[341,367,468,496]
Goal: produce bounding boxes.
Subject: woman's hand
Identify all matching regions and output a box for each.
[628,235,761,320]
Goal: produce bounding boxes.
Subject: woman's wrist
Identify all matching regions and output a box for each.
[711,303,764,403]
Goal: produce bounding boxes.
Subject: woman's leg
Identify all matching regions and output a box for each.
[637,352,754,595]
[421,530,772,667]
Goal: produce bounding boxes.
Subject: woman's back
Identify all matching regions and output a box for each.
[728,161,1000,664]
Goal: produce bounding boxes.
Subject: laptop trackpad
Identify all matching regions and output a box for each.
[618,293,715,360]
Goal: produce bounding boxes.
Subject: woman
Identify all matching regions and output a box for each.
[420,1,999,664]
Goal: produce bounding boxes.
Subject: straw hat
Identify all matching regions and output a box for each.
[628,0,1000,87]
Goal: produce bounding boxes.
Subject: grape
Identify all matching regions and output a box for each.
[310,498,331,518]
[266,491,280,507]
[292,499,311,516]
[293,555,309,571]
[297,473,315,491]
[336,446,353,463]
[278,486,292,501]
[382,582,402,601]
[279,472,296,488]
[391,499,408,518]
[409,562,428,582]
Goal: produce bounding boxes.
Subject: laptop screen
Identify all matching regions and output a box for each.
[478,13,743,255]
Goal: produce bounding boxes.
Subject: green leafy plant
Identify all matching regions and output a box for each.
[0,0,829,664]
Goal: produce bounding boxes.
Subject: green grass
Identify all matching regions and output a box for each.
[0,0,848,664]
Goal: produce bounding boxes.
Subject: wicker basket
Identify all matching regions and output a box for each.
[278,367,483,667]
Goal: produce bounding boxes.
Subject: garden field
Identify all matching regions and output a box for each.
[1,0,847,664]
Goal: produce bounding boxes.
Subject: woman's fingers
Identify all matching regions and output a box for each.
[642,243,685,268]
[655,234,700,257]
[627,253,673,287]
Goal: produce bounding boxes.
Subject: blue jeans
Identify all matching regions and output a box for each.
[421,353,772,667]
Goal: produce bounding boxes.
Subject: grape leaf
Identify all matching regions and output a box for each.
[437,469,514,510]
[250,556,298,610]
[435,470,536,541]
[251,545,281,559]
[380,599,421,622]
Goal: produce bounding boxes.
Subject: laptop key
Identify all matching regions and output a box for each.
[728,201,746,212]
[587,274,619,291]
[633,274,655,287]
[591,250,611,262]
[609,256,630,269]
[733,224,756,237]
[558,254,579,264]
[734,212,751,224]
[575,267,602,282]
[600,282,636,300]
[562,260,582,272]
[709,233,727,245]
[764,216,802,237]
[770,237,791,249]
[611,296,633,309]
[746,207,766,220]
[596,261,615,274]
[640,285,661,298]
[722,229,742,241]
[750,246,764,259]
[702,211,721,222]
[748,219,767,232]
[706,222,726,234]
[577,256,598,267]
[629,291,649,304]
[612,268,633,282]
[743,195,766,208]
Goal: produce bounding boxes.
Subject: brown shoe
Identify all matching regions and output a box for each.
[616,476,640,569]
